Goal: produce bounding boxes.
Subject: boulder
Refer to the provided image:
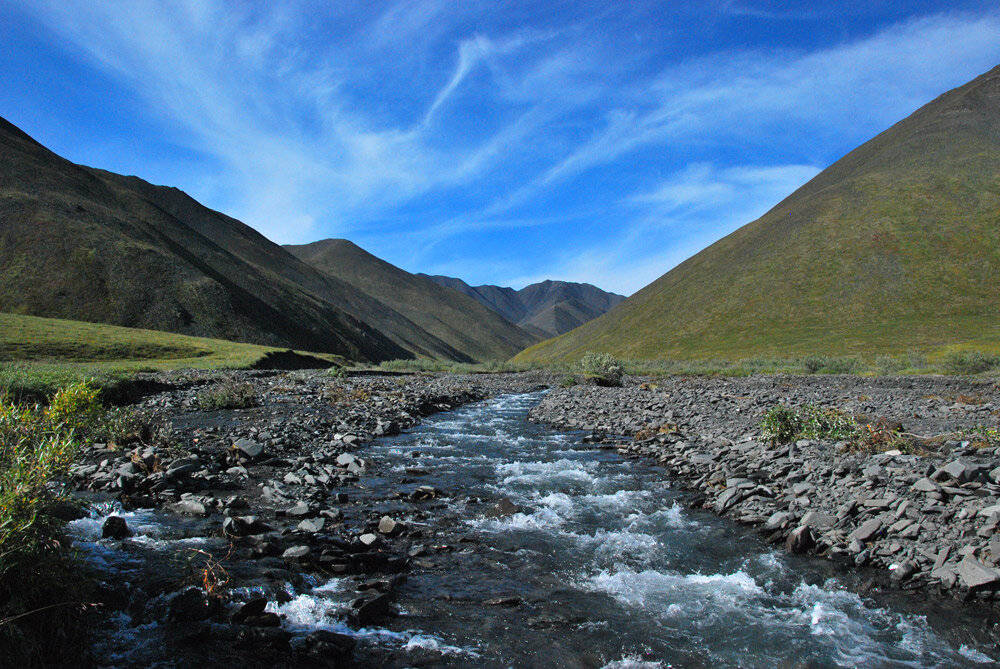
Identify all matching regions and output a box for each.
[786,525,813,554]
[282,545,311,560]
[484,497,521,519]
[233,438,264,460]
[958,555,1000,591]
[102,515,131,539]
[222,515,272,537]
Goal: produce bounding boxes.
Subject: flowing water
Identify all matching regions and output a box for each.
[69,392,1000,667]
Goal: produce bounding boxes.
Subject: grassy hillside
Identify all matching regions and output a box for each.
[286,239,537,362]
[0,312,343,398]
[517,64,1000,363]
[0,117,407,362]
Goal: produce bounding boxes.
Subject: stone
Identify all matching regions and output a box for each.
[378,516,403,536]
[349,594,394,625]
[167,586,220,622]
[484,497,521,519]
[978,504,1000,518]
[170,500,208,517]
[890,560,917,581]
[297,518,326,533]
[764,511,793,531]
[800,511,836,529]
[957,555,1000,591]
[282,545,311,560]
[223,515,271,537]
[912,477,942,494]
[233,438,264,460]
[786,525,813,554]
[301,630,356,663]
[335,453,358,467]
[849,518,883,543]
[102,515,131,539]
[715,487,743,513]
[359,533,379,546]
[231,597,268,624]
[286,501,311,517]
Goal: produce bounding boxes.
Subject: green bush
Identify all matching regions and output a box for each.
[1,384,96,664]
[99,406,153,449]
[874,354,906,375]
[942,350,1000,375]
[197,378,256,410]
[801,355,826,374]
[578,352,624,386]
[760,403,857,444]
[822,356,864,374]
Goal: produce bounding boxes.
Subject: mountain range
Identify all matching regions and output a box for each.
[0,116,618,363]
[517,64,1000,362]
[420,275,625,338]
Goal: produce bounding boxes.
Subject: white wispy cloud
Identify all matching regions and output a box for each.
[16,0,550,241]
[512,11,1000,202]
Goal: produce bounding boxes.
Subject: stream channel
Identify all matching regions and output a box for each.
[69,391,999,667]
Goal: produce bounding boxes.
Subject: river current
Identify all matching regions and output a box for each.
[69,392,999,667]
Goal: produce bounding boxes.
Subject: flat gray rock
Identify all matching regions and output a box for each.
[849,518,883,542]
[958,555,1000,591]
[233,438,264,459]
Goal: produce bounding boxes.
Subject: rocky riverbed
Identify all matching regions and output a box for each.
[61,370,1000,665]
[529,374,1000,605]
[65,370,552,667]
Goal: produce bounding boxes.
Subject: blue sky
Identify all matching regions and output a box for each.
[3,1,1000,294]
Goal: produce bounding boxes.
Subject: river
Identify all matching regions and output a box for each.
[69,391,998,667]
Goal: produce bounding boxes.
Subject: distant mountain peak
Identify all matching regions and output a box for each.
[419,274,624,338]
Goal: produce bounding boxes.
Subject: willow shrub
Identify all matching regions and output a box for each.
[1,382,99,665]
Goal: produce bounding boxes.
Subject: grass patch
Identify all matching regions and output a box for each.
[197,379,257,410]
[0,313,346,401]
[1,382,100,665]
[614,351,1000,377]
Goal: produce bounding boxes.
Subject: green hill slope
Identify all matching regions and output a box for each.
[0,117,405,362]
[286,239,538,361]
[517,64,1000,363]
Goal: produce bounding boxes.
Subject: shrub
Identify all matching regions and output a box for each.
[197,378,256,410]
[1,385,96,664]
[559,375,578,388]
[801,355,826,374]
[578,352,624,387]
[906,350,927,370]
[822,356,864,375]
[760,405,803,444]
[942,350,1000,375]
[100,406,153,449]
[44,381,103,428]
[874,354,905,375]
[326,365,347,379]
[760,404,857,444]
